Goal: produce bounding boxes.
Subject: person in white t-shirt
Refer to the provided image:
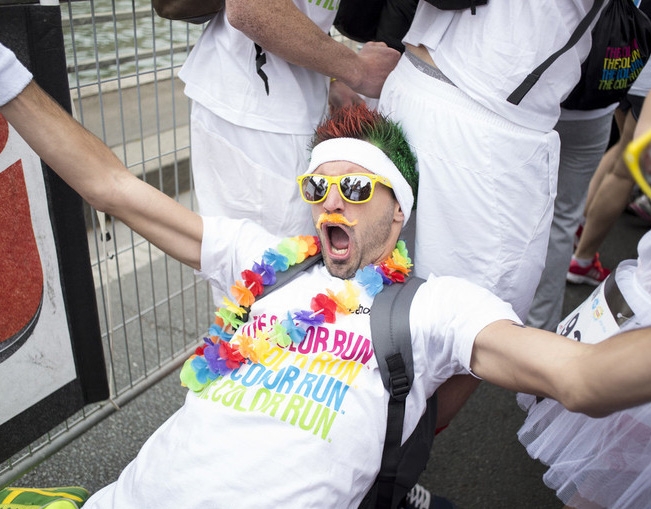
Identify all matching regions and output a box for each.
[378,0,609,320]
[378,0,610,427]
[3,46,651,507]
[177,0,400,238]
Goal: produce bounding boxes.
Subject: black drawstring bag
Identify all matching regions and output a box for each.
[562,0,651,111]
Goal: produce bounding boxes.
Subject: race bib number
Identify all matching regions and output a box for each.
[556,281,620,344]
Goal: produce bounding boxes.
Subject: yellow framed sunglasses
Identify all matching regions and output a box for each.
[297,173,392,204]
[624,127,651,200]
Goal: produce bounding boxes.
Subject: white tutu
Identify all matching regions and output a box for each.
[518,394,651,508]
[517,232,651,509]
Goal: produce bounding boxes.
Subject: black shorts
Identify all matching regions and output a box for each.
[619,93,646,121]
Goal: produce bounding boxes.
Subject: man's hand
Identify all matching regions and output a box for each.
[328,79,364,114]
[226,0,400,99]
[350,42,400,98]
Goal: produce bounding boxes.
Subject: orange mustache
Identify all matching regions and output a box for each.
[316,213,358,230]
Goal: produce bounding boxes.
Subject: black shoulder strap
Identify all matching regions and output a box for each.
[507,0,606,105]
[603,268,635,326]
[369,275,426,509]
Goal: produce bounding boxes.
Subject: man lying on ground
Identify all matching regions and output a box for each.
[1,42,651,508]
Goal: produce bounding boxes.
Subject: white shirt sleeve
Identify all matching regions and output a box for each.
[410,274,521,385]
[0,43,33,107]
[196,215,280,294]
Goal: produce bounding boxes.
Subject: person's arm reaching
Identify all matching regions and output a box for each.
[225,0,400,98]
[472,321,651,418]
[0,79,203,270]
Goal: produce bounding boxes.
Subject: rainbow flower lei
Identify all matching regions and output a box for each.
[180,236,413,392]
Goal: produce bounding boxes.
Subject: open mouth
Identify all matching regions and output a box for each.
[324,224,351,260]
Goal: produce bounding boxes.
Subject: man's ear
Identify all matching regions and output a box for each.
[394,201,405,224]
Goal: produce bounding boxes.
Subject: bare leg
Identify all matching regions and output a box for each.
[582,108,626,213]
[583,144,620,215]
[574,110,637,260]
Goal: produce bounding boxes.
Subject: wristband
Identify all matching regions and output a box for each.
[0,43,33,107]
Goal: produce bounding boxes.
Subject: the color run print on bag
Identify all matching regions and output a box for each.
[0,113,44,362]
[562,0,651,111]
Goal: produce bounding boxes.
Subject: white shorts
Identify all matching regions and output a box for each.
[380,55,560,319]
[190,102,316,237]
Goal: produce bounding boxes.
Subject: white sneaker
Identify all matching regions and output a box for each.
[401,483,431,509]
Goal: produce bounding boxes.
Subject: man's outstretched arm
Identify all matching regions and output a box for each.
[472,321,651,418]
[0,79,203,270]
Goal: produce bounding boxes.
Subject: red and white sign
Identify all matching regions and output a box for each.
[0,113,77,424]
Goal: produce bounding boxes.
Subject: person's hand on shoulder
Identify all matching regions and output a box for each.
[352,41,400,98]
[328,79,364,114]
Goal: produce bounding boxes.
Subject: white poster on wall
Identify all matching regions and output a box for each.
[0,114,77,424]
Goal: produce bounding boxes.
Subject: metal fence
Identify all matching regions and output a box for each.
[0,0,355,487]
[0,0,210,485]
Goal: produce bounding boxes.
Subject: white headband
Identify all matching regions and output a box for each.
[306,138,414,226]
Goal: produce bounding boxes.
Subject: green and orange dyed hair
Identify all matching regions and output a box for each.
[310,104,418,207]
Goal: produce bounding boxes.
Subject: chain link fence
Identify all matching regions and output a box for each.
[1,0,210,485]
[0,0,355,487]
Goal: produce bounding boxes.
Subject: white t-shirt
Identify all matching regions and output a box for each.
[404,1,605,132]
[179,1,337,135]
[86,216,518,508]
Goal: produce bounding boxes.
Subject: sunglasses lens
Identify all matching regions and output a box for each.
[302,176,328,202]
[339,175,373,202]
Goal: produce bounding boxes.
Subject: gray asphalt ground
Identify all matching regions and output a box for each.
[10,207,650,508]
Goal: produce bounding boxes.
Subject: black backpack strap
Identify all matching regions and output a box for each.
[507,0,605,105]
[603,269,635,326]
[369,276,426,509]
[254,43,270,95]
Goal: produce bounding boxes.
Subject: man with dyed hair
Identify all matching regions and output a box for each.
[3,43,651,509]
[310,105,419,200]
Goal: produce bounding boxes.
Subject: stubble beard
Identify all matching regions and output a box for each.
[320,207,395,280]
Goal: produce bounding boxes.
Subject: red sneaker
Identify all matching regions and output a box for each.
[627,194,651,224]
[566,253,610,286]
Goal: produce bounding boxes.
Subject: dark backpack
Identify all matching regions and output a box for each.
[560,0,651,111]
[506,0,648,109]
[333,0,485,51]
[267,256,436,509]
[334,0,418,51]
